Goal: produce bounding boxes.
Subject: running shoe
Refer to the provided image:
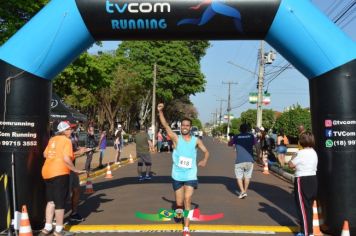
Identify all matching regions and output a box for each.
[144,175,152,180]
[238,192,246,199]
[38,228,53,236]
[53,230,74,236]
[182,229,191,236]
[174,208,184,223]
[69,213,85,222]
[138,176,144,181]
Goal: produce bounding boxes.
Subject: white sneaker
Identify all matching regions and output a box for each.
[238,192,247,199]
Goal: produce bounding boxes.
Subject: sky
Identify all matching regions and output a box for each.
[88,0,356,124]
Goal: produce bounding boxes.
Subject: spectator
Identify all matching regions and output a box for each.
[84,126,96,172]
[297,125,306,150]
[147,126,155,152]
[40,121,84,236]
[98,130,107,168]
[276,129,289,166]
[166,132,172,153]
[288,132,318,236]
[157,129,163,153]
[114,124,125,163]
[135,125,154,181]
[68,123,86,222]
[254,127,262,162]
[231,123,256,199]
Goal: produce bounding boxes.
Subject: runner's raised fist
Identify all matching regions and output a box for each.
[157,103,164,111]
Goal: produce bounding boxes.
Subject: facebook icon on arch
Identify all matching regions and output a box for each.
[325,129,333,138]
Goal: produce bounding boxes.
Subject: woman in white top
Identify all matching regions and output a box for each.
[288,131,318,236]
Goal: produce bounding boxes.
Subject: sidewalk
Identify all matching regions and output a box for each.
[75,143,136,183]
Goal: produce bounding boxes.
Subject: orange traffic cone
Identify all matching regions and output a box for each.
[129,154,134,164]
[262,161,269,175]
[19,205,32,236]
[341,220,350,236]
[105,164,113,179]
[312,201,323,236]
[84,175,95,194]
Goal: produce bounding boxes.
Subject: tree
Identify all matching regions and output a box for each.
[162,98,198,127]
[274,104,311,140]
[192,118,203,129]
[230,118,242,135]
[53,52,120,123]
[97,64,142,133]
[0,1,48,44]
[240,109,275,130]
[116,41,209,125]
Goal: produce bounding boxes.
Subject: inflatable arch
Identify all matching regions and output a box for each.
[0,0,355,234]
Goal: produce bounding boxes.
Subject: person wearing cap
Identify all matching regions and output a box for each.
[114,124,125,163]
[40,121,85,236]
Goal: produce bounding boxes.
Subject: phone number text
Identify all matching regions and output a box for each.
[0,141,37,147]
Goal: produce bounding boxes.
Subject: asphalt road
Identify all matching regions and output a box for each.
[64,136,298,236]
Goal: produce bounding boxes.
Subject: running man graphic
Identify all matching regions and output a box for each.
[177,0,243,33]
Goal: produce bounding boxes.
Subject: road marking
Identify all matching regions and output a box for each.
[66,224,298,234]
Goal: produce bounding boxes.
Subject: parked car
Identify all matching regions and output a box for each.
[160,130,180,152]
[191,126,199,137]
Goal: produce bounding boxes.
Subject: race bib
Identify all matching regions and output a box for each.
[178,156,192,169]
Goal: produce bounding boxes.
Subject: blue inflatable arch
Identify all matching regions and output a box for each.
[0,0,355,234]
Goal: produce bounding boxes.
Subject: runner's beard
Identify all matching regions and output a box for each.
[181,129,190,135]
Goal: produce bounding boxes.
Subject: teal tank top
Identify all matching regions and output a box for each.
[172,135,198,181]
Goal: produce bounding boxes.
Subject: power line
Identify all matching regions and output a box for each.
[333,0,356,23]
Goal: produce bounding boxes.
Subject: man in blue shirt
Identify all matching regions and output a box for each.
[232,123,256,199]
[158,103,209,236]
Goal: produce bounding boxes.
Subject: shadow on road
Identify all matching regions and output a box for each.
[80,175,296,223]
[258,202,296,226]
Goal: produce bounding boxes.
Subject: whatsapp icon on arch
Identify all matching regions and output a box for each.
[325,139,333,148]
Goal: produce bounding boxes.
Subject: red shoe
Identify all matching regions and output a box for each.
[182,230,191,236]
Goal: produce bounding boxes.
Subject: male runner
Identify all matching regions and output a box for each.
[157,103,209,236]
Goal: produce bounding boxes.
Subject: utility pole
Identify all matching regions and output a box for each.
[222,81,238,139]
[216,98,227,126]
[256,41,265,128]
[151,63,157,150]
[211,111,217,126]
[256,41,276,128]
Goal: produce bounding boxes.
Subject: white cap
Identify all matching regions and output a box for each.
[260,127,265,131]
[57,121,71,133]
[117,124,122,128]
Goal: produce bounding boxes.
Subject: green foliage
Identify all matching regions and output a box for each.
[0,0,48,44]
[163,98,198,124]
[192,118,203,129]
[116,41,209,102]
[240,109,275,129]
[230,118,242,135]
[52,41,209,131]
[53,52,119,106]
[274,104,311,138]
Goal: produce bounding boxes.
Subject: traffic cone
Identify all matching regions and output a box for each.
[104,164,113,179]
[19,205,32,236]
[129,154,134,164]
[341,220,350,236]
[312,201,323,236]
[84,175,95,194]
[262,161,269,175]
